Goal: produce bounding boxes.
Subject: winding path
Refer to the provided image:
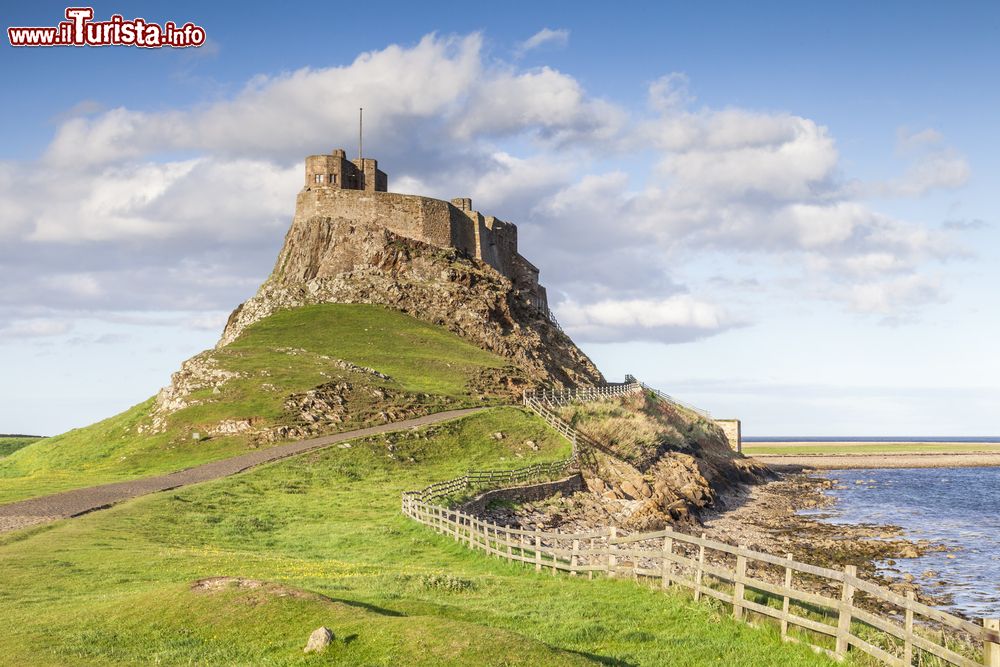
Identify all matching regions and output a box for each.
[0,407,484,534]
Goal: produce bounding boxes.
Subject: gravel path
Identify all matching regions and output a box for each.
[0,408,484,534]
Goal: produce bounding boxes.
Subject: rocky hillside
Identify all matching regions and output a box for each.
[219,214,602,388]
[485,391,771,533]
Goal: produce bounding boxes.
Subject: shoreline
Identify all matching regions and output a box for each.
[750,451,1000,470]
[701,471,959,613]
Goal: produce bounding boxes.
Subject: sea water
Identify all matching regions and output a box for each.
[808,467,1000,618]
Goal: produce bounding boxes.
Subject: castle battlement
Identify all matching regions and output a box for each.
[305,148,388,192]
[299,149,547,313]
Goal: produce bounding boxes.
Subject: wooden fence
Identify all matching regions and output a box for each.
[524,381,642,407]
[402,380,1000,666]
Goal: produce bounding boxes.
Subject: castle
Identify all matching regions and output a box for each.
[300,149,549,313]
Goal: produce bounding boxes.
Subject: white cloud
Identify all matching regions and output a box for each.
[863,127,971,197]
[847,274,945,315]
[187,312,230,331]
[0,34,976,347]
[41,273,104,298]
[557,295,740,343]
[0,318,72,338]
[453,66,625,144]
[647,110,839,201]
[2,158,297,244]
[517,28,570,55]
[44,34,486,167]
[648,73,693,113]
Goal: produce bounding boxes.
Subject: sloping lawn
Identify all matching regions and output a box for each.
[0,409,829,666]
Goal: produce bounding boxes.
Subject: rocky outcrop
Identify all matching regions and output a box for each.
[485,392,771,534]
[218,215,602,388]
[140,352,242,434]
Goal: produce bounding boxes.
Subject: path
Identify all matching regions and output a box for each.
[0,407,484,534]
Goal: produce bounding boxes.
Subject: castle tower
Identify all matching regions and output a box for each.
[304,149,387,192]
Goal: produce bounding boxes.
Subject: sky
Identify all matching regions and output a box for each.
[1,1,998,436]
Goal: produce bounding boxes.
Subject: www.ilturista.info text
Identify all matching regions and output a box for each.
[8,7,206,48]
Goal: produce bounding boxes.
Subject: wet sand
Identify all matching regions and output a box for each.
[746,440,1000,449]
[752,451,1000,470]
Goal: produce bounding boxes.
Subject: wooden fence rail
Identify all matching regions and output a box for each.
[402,380,1000,667]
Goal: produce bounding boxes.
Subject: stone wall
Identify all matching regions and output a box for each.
[296,187,547,311]
[304,152,387,192]
[714,419,742,453]
[460,474,584,515]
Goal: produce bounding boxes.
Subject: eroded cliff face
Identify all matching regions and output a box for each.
[218,214,603,387]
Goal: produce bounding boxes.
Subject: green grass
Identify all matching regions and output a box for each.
[0,304,510,505]
[0,408,831,665]
[743,442,1000,456]
[0,436,43,458]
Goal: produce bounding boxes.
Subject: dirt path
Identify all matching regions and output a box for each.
[0,407,484,534]
[753,451,1000,470]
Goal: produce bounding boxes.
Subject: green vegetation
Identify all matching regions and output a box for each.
[0,304,509,505]
[0,436,43,458]
[743,442,1000,456]
[558,390,718,467]
[0,408,830,665]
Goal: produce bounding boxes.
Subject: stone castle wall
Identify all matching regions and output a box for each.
[296,186,548,311]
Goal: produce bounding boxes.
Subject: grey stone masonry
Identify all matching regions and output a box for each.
[299,149,548,313]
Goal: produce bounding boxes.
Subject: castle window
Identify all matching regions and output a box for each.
[330,174,337,184]
[314,174,323,184]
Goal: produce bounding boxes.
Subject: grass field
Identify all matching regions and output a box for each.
[0,304,509,505]
[0,436,44,458]
[0,408,831,665]
[743,442,1000,456]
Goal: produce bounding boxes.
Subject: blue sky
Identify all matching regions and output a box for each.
[1,1,998,436]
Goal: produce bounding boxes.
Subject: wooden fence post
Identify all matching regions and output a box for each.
[534,527,542,573]
[733,545,747,620]
[781,553,792,640]
[588,538,595,580]
[984,618,1000,667]
[507,527,513,560]
[903,591,914,666]
[551,533,558,575]
[661,536,674,589]
[694,533,706,602]
[607,526,617,578]
[571,539,580,576]
[836,564,857,658]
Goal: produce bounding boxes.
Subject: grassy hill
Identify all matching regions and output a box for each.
[0,304,831,664]
[0,304,511,504]
[0,407,829,665]
[0,436,44,458]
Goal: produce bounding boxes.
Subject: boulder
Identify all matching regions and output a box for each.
[304,626,334,653]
